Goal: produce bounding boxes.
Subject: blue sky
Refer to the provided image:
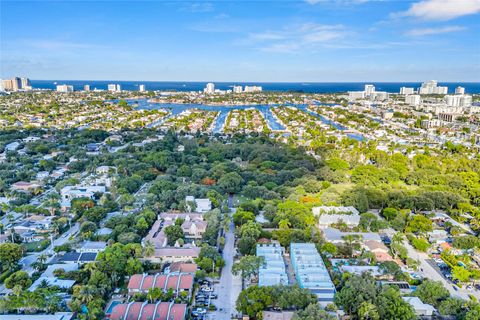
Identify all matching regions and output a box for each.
[1,0,479,81]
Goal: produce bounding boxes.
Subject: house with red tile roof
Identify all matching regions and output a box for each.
[127,273,194,297]
[168,262,198,274]
[109,302,187,320]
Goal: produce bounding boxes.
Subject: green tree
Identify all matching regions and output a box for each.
[164,225,184,246]
[218,172,244,194]
[358,301,380,320]
[377,287,415,320]
[414,280,449,307]
[0,243,23,271]
[232,256,264,289]
[292,303,336,320]
[4,271,32,289]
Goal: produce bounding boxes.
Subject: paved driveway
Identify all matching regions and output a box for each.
[209,220,242,319]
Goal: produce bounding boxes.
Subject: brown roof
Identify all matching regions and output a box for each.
[169,262,198,273]
[127,274,143,290]
[178,274,194,290]
[110,303,187,320]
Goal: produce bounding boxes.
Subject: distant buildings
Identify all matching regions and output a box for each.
[139,84,146,92]
[405,94,421,106]
[419,80,448,95]
[2,77,31,91]
[349,84,388,101]
[256,243,288,287]
[204,82,215,94]
[108,84,121,92]
[445,94,472,107]
[233,85,243,93]
[400,87,415,95]
[455,86,465,95]
[290,243,335,306]
[244,85,262,92]
[56,84,74,93]
[83,85,90,91]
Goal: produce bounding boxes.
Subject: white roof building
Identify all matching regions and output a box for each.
[256,243,288,287]
[402,296,436,316]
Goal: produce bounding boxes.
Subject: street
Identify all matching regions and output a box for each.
[384,228,479,300]
[209,219,242,320]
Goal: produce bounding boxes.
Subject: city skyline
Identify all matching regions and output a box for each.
[1,0,480,82]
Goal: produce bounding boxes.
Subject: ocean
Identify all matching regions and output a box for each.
[30,80,480,94]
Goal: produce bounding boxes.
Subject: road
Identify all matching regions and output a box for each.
[384,228,479,300]
[209,219,242,319]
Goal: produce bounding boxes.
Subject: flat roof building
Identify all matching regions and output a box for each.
[290,243,335,306]
[256,243,288,287]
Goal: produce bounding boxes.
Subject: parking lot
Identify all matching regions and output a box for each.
[191,279,217,320]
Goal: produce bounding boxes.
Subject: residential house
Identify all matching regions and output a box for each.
[108,302,186,320]
[127,273,194,297]
[185,196,212,213]
[147,247,201,264]
[60,185,106,210]
[402,297,435,317]
[10,181,41,193]
[322,228,382,245]
[428,230,449,244]
[77,241,107,253]
[364,240,394,262]
[317,213,360,229]
[257,243,288,287]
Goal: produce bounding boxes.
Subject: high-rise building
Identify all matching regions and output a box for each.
[445,95,472,107]
[419,80,448,95]
[56,84,74,93]
[364,84,375,96]
[348,91,365,100]
[204,83,215,94]
[1,77,30,91]
[139,84,146,92]
[108,84,121,92]
[455,86,465,95]
[244,85,262,93]
[233,85,243,93]
[84,85,91,91]
[20,77,31,89]
[405,94,421,106]
[400,87,415,95]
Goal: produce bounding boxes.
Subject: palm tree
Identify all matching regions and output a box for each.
[143,240,155,257]
[37,254,48,267]
[278,219,291,230]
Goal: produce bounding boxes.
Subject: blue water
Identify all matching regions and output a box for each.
[132,100,286,133]
[30,80,480,94]
[128,98,365,140]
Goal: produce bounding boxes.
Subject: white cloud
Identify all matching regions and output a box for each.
[400,0,480,20]
[406,25,466,36]
[245,23,346,53]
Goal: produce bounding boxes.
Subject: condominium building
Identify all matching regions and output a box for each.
[233,85,243,93]
[204,83,215,94]
[419,80,448,95]
[455,86,465,95]
[400,87,415,95]
[256,243,288,287]
[139,84,146,92]
[290,243,335,306]
[364,84,375,96]
[2,77,23,91]
[83,85,91,91]
[108,84,121,92]
[56,84,74,93]
[348,91,365,100]
[445,94,472,107]
[405,94,421,106]
[244,85,262,92]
